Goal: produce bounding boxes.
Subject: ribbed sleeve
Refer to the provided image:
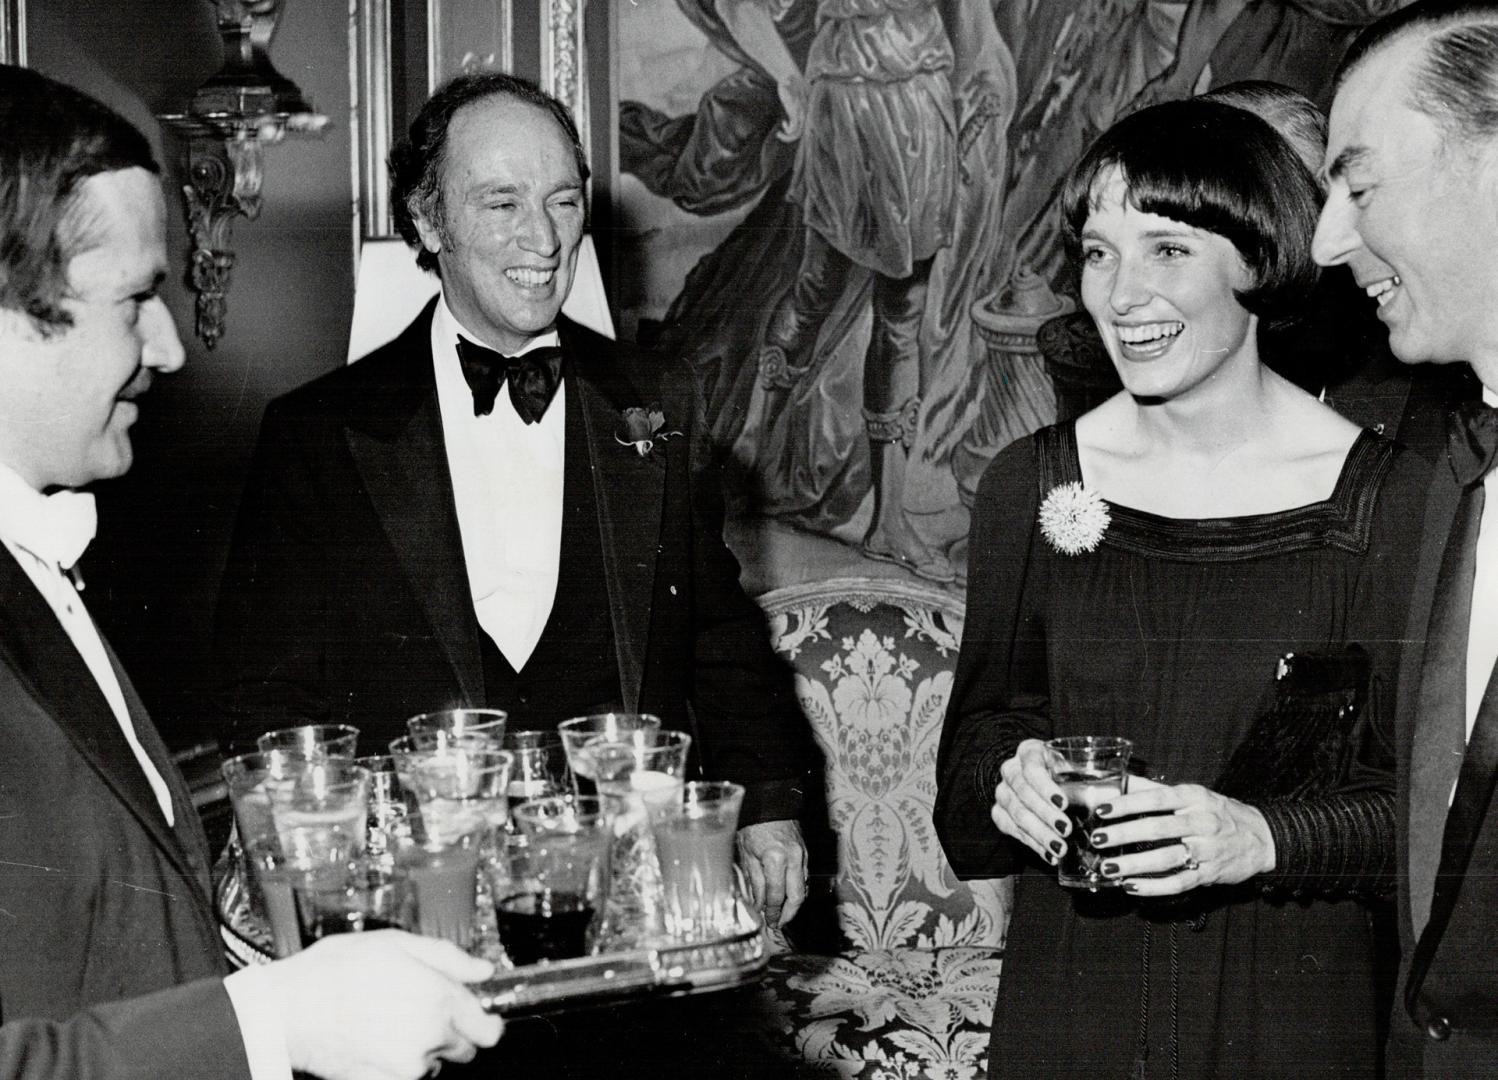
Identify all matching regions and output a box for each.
[1252,789,1395,898]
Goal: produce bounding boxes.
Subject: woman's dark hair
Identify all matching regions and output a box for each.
[1061,98,1322,327]
[0,65,158,335]
[390,72,590,274]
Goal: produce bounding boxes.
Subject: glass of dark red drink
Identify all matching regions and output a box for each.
[502,796,611,963]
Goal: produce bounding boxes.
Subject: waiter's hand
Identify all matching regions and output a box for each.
[736,818,808,929]
[270,930,503,1080]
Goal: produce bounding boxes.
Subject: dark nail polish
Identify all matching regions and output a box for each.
[1044,851,1057,865]
[1054,818,1069,835]
[1049,839,1063,854]
[1050,794,1064,809]
[1123,882,1139,893]
[1096,803,1113,816]
[1091,831,1108,846]
[1102,862,1119,877]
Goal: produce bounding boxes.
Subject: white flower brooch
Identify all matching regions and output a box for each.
[1038,482,1111,555]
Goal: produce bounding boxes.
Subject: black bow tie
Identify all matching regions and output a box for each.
[1447,399,1498,487]
[455,339,564,423]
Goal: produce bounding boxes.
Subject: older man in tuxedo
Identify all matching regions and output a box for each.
[0,65,502,1080]
[1313,2,1498,1075]
[213,72,817,929]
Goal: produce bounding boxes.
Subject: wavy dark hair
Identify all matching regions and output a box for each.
[389,72,589,274]
[0,65,158,335]
[1061,98,1322,328]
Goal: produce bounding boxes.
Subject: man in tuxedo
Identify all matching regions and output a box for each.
[213,72,816,929]
[1313,2,1498,1074]
[0,66,503,1079]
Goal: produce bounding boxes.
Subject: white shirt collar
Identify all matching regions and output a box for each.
[433,293,560,360]
[0,463,96,571]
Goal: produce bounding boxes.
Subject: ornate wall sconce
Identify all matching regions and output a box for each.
[159,1,327,348]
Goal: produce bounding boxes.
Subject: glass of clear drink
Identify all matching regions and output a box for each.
[392,829,485,950]
[354,754,411,859]
[221,749,321,956]
[401,745,513,845]
[1046,736,1133,891]
[503,796,612,964]
[503,731,571,818]
[267,761,372,950]
[576,731,691,948]
[405,708,508,748]
[557,713,662,799]
[256,724,360,759]
[651,781,745,942]
[588,731,693,814]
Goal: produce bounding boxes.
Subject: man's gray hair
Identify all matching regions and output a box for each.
[1338,0,1498,148]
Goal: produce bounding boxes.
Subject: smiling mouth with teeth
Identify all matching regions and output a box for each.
[507,267,555,288]
[1116,321,1185,347]
[1364,275,1401,307]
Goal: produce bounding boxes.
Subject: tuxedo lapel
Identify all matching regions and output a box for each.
[0,549,200,888]
[1398,470,1463,911]
[560,320,664,711]
[344,306,484,707]
[103,637,214,888]
[1402,466,1488,1018]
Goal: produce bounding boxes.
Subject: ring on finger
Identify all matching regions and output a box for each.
[1179,841,1200,873]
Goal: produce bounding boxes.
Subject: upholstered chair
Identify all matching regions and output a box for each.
[754,577,1011,1079]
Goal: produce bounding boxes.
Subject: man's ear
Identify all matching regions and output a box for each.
[411,200,443,257]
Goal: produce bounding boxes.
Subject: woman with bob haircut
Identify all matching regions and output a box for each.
[934,98,1427,1078]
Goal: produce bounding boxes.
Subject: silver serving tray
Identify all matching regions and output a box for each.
[216,867,768,1014]
[474,902,768,1015]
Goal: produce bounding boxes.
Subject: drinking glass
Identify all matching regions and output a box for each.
[557,713,662,799]
[405,708,508,748]
[354,754,411,859]
[256,724,360,759]
[651,781,745,942]
[589,731,693,814]
[268,760,371,870]
[582,731,692,949]
[221,749,321,957]
[398,745,513,846]
[503,797,612,963]
[293,858,413,944]
[504,731,571,815]
[1046,736,1133,891]
[392,829,486,950]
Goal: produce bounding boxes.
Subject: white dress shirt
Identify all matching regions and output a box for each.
[0,465,174,825]
[431,295,566,670]
[1466,385,1498,742]
[0,464,289,1080]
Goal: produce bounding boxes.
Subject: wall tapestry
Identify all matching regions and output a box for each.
[616,0,1403,588]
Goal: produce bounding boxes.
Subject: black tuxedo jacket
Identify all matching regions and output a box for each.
[1387,460,1498,1077]
[0,548,249,1078]
[213,305,815,825]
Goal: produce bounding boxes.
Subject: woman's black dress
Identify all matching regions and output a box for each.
[934,422,1427,1079]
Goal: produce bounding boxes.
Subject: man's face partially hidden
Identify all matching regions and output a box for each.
[414,95,585,354]
[1313,35,1498,372]
[0,167,185,491]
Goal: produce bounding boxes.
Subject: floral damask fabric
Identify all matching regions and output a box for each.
[756,579,1009,1078]
[761,948,1005,1079]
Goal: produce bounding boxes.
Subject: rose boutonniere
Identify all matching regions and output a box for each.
[1038,482,1111,555]
[615,406,681,457]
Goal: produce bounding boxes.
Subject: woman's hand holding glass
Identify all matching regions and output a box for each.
[990,738,1071,866]
[1088,778,1277,895]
